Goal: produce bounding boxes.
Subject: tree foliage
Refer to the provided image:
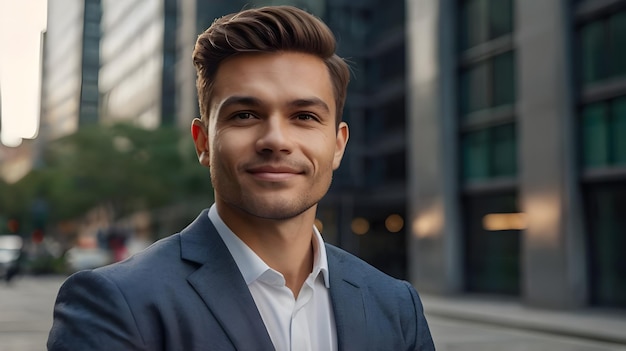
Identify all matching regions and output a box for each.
[2,123,213,226]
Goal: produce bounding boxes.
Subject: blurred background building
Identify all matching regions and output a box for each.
[40,0,101,142]
[1,0,624,314]
[405,0,625,311]
[318,0,410,280]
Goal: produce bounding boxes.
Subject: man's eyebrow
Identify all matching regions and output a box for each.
[218,96,264,111]
[287,98,330,114]
[218,96,331,114]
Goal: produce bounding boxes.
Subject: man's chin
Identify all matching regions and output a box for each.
[238,201,316,221]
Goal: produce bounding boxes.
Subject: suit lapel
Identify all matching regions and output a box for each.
[326,245,368,351]
[180,211,274,351]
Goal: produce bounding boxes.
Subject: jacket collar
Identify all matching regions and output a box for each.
[326,244,368,351]
[179,210,275,351]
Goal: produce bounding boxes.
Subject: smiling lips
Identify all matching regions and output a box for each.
[247,165,304,181]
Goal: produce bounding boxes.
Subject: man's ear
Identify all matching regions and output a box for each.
[191,118,210,168]
[332,121,349,170]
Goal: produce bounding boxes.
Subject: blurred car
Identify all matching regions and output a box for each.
[65,246,112,272]
[0,235,23,282]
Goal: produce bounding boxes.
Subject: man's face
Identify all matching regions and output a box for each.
[192,52,349,220]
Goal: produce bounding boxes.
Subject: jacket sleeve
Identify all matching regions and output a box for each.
[403,281,435,351]
[47,270,147,351]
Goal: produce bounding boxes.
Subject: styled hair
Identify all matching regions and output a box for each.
[192,5,350,127]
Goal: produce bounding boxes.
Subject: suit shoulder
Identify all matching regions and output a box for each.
[325,243,406,285]
[94,233,183,281]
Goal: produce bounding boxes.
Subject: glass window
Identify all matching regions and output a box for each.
[584,182,626,308]
[84,4,102,22]
[580,22,606,85]
[81,83,99,103]
[386,151,406,181]
[83,39,99,53]
[349,57,368,92]
[164,0,176,12]
[366,46,406,86]
[581,97,626,168]
[609,12,626,78]
[463,192,520,295]
[579,10,626,85]
[82,68,98,83]
[462,123,517,181]
[582,102,610,167]
[461,0,488,50]
[611,97,626,165]
[349,9,370,44]
[489,0,513,39]
[365,157,385,186]
[491,123,517,177]
[84,21,101,38]
[379,45,406,83]
[372,0,404,34]
[79,103,99,124]
[381,95,405,132]
[461,51,515,117]
[164,15,177,49]
[83,39,100,65]
[493,51,515,107]
[462,129,490,180]
[460,0,513,50]
[365,110,384,143]
[367,58,381,88]
[461,61,489,115]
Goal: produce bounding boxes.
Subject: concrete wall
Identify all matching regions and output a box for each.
[516,0,587,308]
[406,0,461,294]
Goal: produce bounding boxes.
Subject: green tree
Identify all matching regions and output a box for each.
[36,123,213,222]
[0,169,48,233]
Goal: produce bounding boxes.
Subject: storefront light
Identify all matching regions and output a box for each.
[482,213,527,231]
[385,214,404,233]
[351,217,369,235]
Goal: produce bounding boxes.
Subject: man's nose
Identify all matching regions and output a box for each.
[255,116,293,154]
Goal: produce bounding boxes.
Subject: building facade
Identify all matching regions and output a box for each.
[99,0,176,128]
[40,0,101,141]
[407,0,626,310]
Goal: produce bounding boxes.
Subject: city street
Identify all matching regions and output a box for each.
[428,315,626,351]
[0,275,62,351]
[1,275,626,351]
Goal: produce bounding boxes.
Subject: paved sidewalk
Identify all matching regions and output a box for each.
[422,293,626,346]
[0,275,65,351]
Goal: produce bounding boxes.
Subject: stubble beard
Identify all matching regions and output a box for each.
[211,167,332,221]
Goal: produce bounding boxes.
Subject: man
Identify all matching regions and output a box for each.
[48,6,434,351]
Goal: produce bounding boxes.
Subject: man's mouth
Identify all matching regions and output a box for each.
[247,165,304,181]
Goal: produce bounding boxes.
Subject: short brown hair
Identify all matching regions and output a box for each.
[192,6,350,126]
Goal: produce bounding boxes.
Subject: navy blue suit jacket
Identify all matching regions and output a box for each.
[48,210,434,350]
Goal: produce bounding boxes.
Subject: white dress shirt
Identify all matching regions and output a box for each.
[208,205,338,351]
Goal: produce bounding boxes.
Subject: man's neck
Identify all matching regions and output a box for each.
[216,202,317,298]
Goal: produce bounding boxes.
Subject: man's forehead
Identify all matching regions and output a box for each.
[209,53,335,110]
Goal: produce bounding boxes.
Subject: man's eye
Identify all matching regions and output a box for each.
[233,112,254,120]
[296,114,317,121]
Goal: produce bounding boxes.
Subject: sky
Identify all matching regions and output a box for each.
[0,0,47,147]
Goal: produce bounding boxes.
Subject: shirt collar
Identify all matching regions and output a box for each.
[312,222,330,288]
[208,204,330,288]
